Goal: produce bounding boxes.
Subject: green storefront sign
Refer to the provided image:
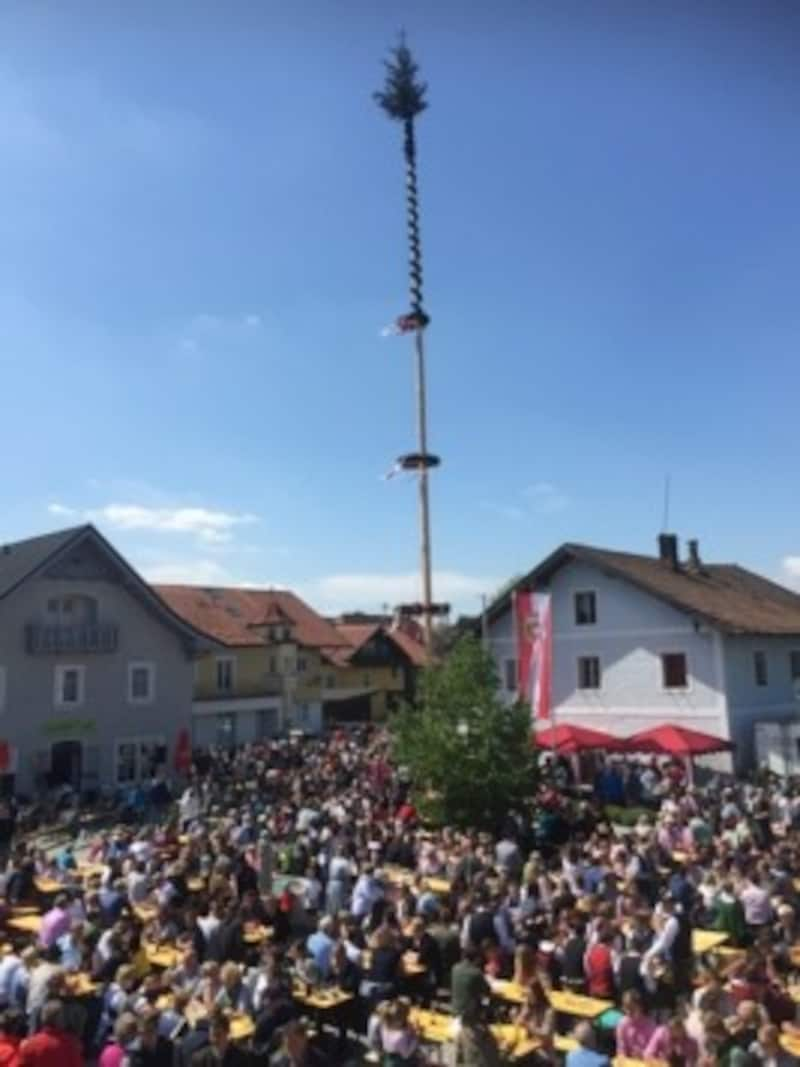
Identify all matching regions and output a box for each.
[43,717,97,738]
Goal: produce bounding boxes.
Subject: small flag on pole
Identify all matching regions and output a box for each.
[381,460,404,481]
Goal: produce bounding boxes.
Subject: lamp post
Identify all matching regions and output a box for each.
[375,36,447,650]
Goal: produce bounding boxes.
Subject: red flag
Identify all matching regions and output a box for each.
[0,742,9,773]
[174,728,192,773]
[516,591,552,722]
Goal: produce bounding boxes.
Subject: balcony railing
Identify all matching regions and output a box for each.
[26,622,119,655]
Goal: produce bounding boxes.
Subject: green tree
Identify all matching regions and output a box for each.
[392,636,537,831]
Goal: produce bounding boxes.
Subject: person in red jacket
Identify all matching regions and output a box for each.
[0,1008,27,1067]
[584,929,616,999]
[17,1001,82,1067]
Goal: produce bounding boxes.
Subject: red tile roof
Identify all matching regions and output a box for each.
[154,585,349,649]
[387,627,429,667]
[321,622,429,669]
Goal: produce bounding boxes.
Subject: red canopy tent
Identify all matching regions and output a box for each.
[533,724,626,755]
[624,724,733,757]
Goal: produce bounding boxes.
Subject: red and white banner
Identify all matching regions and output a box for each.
[516,590,552,722]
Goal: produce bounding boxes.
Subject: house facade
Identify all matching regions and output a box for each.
[0,525,215,797]
[487,535,800,768]
[322,619,427,723]
[156,586,351,746]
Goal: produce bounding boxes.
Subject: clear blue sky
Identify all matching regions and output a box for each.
[2,1,799,614]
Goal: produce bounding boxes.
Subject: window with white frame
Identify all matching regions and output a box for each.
[114,736,166,785]
[54,665,85,707]
[790,650,800,681]
[128,662,155,704]
[577,656,601,690]
[504,658,517,692]
[574,591,597,626]
[0,666,5,712]
[661,652,688,690]
[215,657,235,693]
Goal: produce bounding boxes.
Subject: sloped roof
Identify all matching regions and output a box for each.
[0,526,89,600]
[156,585,349,649]
[322,622,429,669]
[0,524,219,648]
[387,627,429,667]
[489,542,800,636]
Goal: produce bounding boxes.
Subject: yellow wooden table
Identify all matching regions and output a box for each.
[788,985,800,1006]
[134,904,160,924]
[9,906,41,917]
[7,914,42,934]
[692,929,730,954]
[789,944,800,967]
[402,950,427,978]
[426,876,451,895]
[64,973,100,997]
[408,1008,455,1044]
[780,1033,800,1058]
[187,877,206,894]
[292,985,354,1011]
[491,1023,542,1061]
[77,864,106,881]
[614,1058,667,1067]
[143,942,180,969]
[548,990,613,1019]
[229,1014,255,1042]
[489,978,527,1005]
[243,924,272,945]
[34,877,63,895]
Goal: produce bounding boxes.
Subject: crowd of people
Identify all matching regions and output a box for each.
[0,729,797,1066]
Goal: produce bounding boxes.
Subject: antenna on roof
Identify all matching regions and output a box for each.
[661,474,671,533]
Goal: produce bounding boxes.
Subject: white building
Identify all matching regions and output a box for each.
[486,535,800,770]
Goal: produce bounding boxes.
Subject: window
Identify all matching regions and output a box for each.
[661,653,688,690]
[215,714,236,749]
[504,659,517,692]
[753,651,768,687]
[268,656,276,674]
[574,591,597,626]
[114,737,166,785]
[128,662,155,704]
[215,657,235,693]
[0,666,5,712]
[326,675,335,688]
[54,665,85,707]
[363,674,371,687]
[297,657,307,673]
[116,742,137,784]
[790,651,800,681]
[577,656,601,690]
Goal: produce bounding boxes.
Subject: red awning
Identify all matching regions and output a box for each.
[625,724,732,757]
[533,724,626,755]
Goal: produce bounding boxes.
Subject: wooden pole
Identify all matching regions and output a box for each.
[414,325,433,648]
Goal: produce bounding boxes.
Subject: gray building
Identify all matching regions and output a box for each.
[486,535,800,769]
[0,524,216,797]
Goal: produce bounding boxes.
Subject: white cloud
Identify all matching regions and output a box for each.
[782,556,800,589]
[140,559,239,586]
[88,504,257,545]
[523,482,569,515]
[47,501,257,546]
[47,502,78,518]
[176,312,264,356]
[304,570,498,615]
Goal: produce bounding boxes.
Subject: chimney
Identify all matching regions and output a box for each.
[658,533,679,570]
[687,538,702,572]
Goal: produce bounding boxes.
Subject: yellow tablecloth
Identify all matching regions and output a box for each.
[780,1033,800,1057]
[243,924,272,945]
